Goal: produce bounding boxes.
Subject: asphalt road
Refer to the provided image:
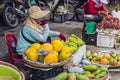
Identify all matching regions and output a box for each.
[0,21,120,80]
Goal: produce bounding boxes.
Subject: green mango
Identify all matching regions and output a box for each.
[93,69,101,76]
[76,73,89,80]
[99,67,108,72]
[54,72,68,80]
[82,71,91,75]
[67,72,76,80]
[95,72,106,78]
[83,65,97,72]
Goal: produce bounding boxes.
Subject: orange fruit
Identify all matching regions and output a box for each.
[30,43,41,51]
[41,43,53,52]
[24,48,37,56]
[100,59,109,65]
[103,54,111,60]
[27,52,38,61]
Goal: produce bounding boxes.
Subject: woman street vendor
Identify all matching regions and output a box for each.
[83,0,108,15]
[82,0,109,23]
[16,6,66,55]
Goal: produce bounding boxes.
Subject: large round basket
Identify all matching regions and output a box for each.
[24,56,71,68]
[0,61,25,80]
[90,72,109,80]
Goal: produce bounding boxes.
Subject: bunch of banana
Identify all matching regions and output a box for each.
[62,34,85,53]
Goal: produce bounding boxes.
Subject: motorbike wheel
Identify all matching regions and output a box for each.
[67,3,75,20]
[3,5,19,28]
[75,3,83,22]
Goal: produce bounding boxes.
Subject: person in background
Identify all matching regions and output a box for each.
[82,0,108,15]
[16,6,66,55]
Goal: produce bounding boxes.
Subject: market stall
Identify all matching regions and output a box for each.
[23,34,85,80]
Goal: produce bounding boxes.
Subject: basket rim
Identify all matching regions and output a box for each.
[24,56,71,68]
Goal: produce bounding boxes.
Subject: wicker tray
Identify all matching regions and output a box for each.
[85,50,120,68]
[24,56,71,68]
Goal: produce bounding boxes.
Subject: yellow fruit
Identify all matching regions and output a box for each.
[62,46,72,54]
[96,54,103,60]
[41,43,53,52]
[52,50,59,56]
[24,48,37,56]
[103,54,111,60]
[44,53,58,63]
[59,52,71,61]
[91,58,96,63]
[30,43,41,51]
[100,59,109,65]
[27,52,38,61]
[52,39,63,52]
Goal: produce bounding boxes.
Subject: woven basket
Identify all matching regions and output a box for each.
[0,61,25,80]
[24,56,71,68]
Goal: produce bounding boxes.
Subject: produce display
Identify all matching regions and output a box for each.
[24,40,71,63]
[24,34,85,64]
[54,65,108,80]
[97,15,120,30]
[86,50,120,66]
[62,34,85,53]
[54,72,89,80]
[82,65,108,79]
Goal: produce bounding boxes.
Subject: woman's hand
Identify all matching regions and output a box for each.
[59,33,66,41]
[40,20,47,26]
[99,11,108,16]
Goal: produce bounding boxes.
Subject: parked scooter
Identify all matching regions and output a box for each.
[37,0,75,20]
[0,0,28,28]
[75,0,88,21]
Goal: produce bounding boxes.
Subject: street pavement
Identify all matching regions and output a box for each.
[0,21,120,80]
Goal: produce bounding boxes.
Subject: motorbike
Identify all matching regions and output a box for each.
[74,0,88,21]
[37,0,75,20]
[0,0,28,28]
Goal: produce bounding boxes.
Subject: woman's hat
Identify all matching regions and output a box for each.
[100,0,108,4]
[29,6,50,19]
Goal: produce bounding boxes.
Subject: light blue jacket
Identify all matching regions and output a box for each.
[16,24,60,55]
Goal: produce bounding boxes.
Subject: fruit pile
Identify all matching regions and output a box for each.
[82,64,108,79]
[62,34,85,53]
[54,72,89,80]
[24,39,72,63]
[54,65,108,80]
[86,50,120,66]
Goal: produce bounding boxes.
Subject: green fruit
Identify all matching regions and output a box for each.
[117,56,120,61]
[76,73,89,80]
[82,71,91,75]
[99,67,108,72]
[54,72,68,80]
[95,72,106,78]
[67,72,76,80]
[38,55,44,62]
[77,38,85,46]
[93,53,97,57]
[112,53,117,58]
[86,51,91,58]
[96,54,103,60]
[93,69,101,76]
[88,56,93,60]
[69,46,78,53]
[83,65,97,72]
[68,42,77,47]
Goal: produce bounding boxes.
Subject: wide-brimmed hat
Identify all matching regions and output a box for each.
[28,6,50,19]
[100,0,108,4]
